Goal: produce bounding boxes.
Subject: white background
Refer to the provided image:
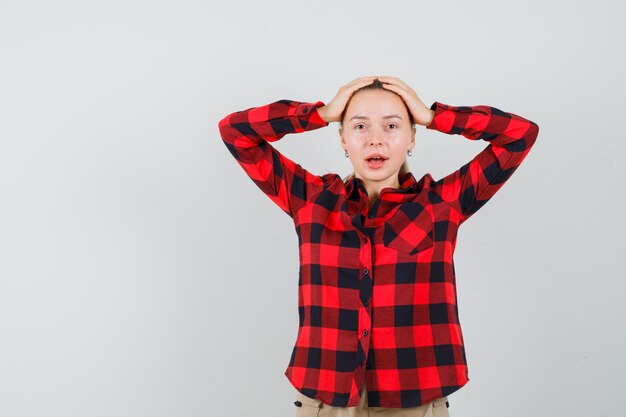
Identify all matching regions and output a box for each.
[1,1,624,416]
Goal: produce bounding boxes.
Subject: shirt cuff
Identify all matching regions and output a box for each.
[426,101,469,134]
[292,101,328,126]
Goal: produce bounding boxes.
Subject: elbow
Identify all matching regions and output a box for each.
[530,120,540,136]
[218,114,230,135]
[218,114,236,144]
[218,113,231,130]
[526,121,540,147]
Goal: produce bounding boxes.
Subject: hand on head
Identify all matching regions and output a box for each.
[317,76,377,123]
[377,76,434,126]
[317,76,434,127]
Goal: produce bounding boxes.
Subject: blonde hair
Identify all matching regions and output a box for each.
[340,79,414,184]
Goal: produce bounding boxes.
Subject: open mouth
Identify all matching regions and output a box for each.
[365,155,388,169]
[365,153,388,161]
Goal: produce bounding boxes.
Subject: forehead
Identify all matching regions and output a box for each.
[345,89,409,118]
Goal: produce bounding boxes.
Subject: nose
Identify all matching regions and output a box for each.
[369,133,383,146]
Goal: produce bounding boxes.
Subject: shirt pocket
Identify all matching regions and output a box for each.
[382,201,434,255]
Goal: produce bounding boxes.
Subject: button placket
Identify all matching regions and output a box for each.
[360,266,371,307]
[357,228,373,377]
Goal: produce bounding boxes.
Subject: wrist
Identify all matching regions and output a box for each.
[317,106,330,123]
[417,109,435,127]
[318,105,340,124]
[424,109,435,126]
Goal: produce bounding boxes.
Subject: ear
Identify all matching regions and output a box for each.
[339,127,347,150]
[409,126,416,150]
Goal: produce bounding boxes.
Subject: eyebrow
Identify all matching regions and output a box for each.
[349,114,404,121]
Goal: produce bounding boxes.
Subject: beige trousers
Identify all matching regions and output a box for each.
[294,381,450,417]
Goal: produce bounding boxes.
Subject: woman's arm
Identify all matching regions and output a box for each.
[218,100,328,217]
[425,102,539,225]
[379,76,539,225]
[218,77,377,217]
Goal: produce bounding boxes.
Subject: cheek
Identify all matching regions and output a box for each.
[343,134,364,149]
[386,134,407,146]
[386,134,404,144]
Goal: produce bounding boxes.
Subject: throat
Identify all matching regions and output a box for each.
[363,180,400,205]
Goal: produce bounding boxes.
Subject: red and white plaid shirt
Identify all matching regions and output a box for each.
[218,98,539,408]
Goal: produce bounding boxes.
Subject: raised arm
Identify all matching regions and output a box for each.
[218,77,378,217]
[425,102,539,225]
[218,100,329,217]
[378,76,539,225]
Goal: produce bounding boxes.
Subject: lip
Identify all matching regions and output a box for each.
[364,153,388,161]
[365,153,388,170]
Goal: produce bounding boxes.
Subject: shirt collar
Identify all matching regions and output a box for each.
[345,171,426,199]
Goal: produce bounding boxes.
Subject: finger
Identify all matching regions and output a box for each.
[380,82,409,96]
[342,78,377,95]
[354,75,378,81]
[380,81,407,93]
[377,75,401,82]
[345,76,377,89]
[378,75,410,88]
[382,83,423,108]
[377,75,403,82]
[346,75,377,84]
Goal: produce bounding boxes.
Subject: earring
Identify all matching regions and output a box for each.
[407,149,413,157]
[345,150,349,158]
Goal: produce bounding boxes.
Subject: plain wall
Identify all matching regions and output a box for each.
[1,1,624,416]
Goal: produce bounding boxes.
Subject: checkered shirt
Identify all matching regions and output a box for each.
[218,98,539,407]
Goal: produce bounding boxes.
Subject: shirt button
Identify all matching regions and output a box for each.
[366,362,371,369]
[363,300,368,307]
[363,237,368,243]
[363,269,369,275]
[303,107,309,114]
[362,329,368,337]
[368,213,374,219]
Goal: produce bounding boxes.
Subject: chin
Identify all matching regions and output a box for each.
[360,171,394,182]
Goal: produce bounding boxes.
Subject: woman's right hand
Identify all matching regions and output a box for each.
[317,76,377,123]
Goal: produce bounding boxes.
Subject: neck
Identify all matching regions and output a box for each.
[361,176,400,205]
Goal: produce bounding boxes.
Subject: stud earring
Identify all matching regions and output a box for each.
[407,150,413,157]
[345,150,349,158]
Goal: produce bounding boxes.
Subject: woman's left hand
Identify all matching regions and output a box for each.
[378,76,435,126]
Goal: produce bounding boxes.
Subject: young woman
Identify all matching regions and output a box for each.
[218,76,539,417]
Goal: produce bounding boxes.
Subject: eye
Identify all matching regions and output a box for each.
[387,123,398,129]
[354,124,366,130]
